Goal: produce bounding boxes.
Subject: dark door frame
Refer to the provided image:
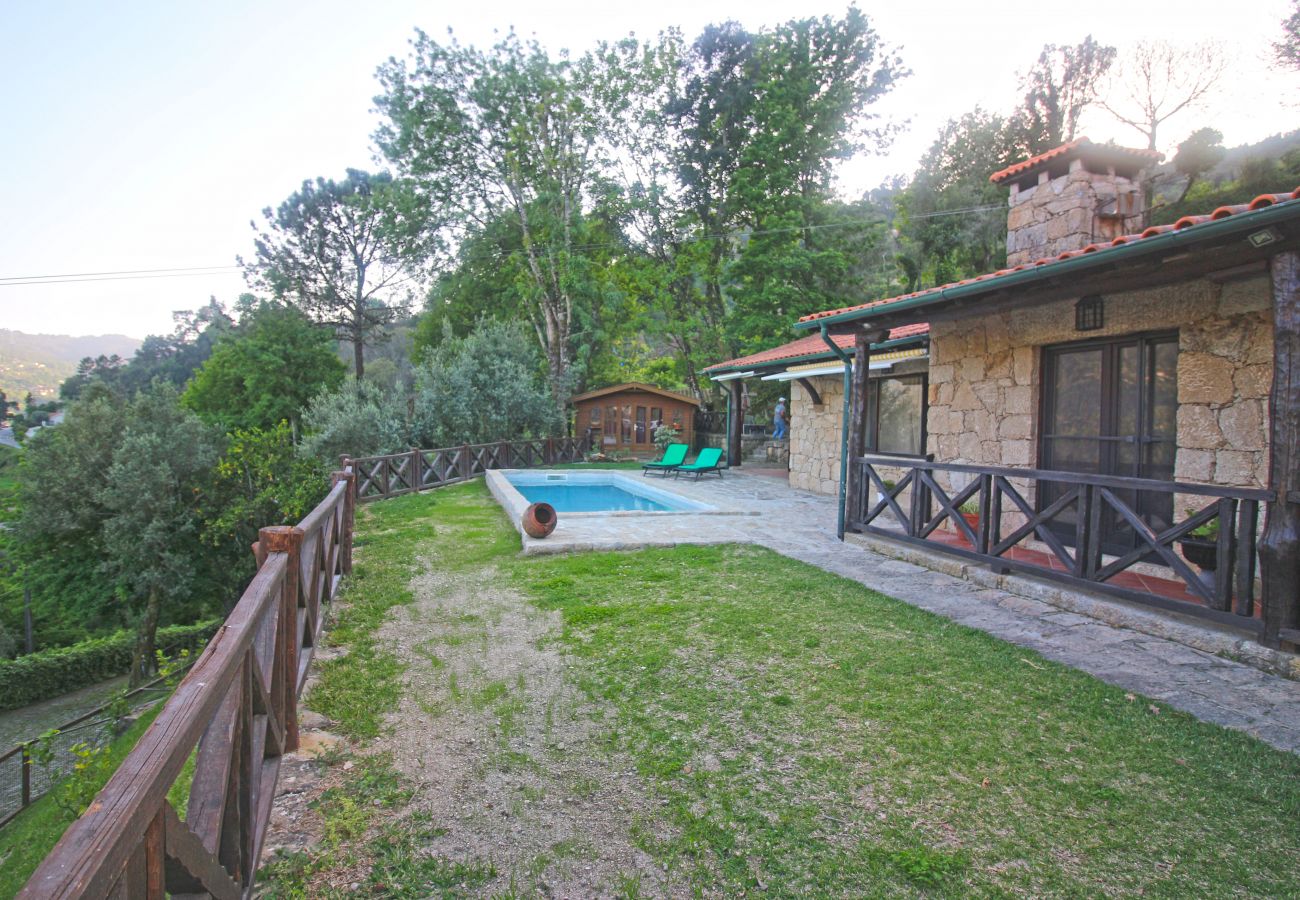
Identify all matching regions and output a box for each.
[1038,329,1179,554]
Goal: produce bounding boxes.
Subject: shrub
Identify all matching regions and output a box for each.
[300,379,410,464]
[0,620,218,711]
[411,319,562,448]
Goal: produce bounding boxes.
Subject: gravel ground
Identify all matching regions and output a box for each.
[262,544,682,898]
[373,558,678,897]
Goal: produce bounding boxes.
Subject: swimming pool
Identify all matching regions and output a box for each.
[503,471,709,514]
[514,481,673,512]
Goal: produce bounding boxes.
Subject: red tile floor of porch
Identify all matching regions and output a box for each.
[923,528,1263,619]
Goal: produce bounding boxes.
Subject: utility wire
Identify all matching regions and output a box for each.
[0,204,1005,287]
[0,268,245,288]
[0,264,241,283]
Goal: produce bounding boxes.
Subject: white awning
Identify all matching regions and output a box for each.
[760,349,928,381]
[709,370,755,382]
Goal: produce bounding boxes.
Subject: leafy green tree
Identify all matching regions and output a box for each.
[667,21,761,363]
[1173,127,1226,202]
[16,383,217,665]
[1014,36,1115,154]
[99,385,218,684]
[13,387,124,645]
[411,213,525,357]
[679,9,903,351]
[200,423,327,602]
[182,303,346,434]
[895,109,1022,289]
[59,355,126,402]
[60,300,235,402]
[376,32,636,408]
[244,170,432,378]
[411,319,562,447]
[299,379,410,464]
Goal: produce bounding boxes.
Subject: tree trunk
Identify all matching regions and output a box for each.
[130,587,162,688]
[353,335,365,380]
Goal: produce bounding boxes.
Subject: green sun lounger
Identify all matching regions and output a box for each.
[674,446,725,479]
[642,443,689,476]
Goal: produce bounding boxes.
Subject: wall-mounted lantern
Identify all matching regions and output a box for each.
[1075,295,1104,331]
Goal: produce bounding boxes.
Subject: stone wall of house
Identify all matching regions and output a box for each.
[788,375,843,495]
[1006,161,1145,266]
[786,357,933,497]
[925,275,1274,516]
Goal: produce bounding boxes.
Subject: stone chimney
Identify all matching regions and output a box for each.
[991,138,1162,267]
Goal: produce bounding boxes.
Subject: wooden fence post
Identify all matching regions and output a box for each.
[460,444,471,481]
[340,470,355,575]
[410,448,422,492]
[546,437,555,465]
[258,526,304,752]
[499,440,509,469]
[20,744,31,808]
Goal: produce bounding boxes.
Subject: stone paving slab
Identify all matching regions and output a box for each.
[500,468,1300,754]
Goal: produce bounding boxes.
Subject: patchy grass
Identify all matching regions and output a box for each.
[308,483,517,740]
[261,753,497,899]
[276,481,1300,897]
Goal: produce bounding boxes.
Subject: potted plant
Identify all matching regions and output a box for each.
[1179,514,1219,572]
[957,498,980,532]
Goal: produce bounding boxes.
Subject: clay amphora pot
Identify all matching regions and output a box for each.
[522,502,557,538]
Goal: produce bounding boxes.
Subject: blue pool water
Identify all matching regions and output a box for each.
[515,482,674,513]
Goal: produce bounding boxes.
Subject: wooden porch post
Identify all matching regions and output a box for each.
[846,329,887,528]
[1260,250,1300,648]
[727,380,744,468]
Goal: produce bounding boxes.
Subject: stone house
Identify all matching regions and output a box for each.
[713,137,1300,650]
[703,325,929,494]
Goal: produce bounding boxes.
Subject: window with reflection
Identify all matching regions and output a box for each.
[867,374,927,456]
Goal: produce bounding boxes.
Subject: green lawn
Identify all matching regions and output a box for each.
[278,483,1300,896]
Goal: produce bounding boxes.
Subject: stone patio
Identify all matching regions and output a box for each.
[498,467,1300,754]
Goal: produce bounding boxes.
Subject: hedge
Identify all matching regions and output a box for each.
[0,621,220,712]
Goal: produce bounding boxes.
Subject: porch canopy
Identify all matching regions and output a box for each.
[702,325,930,466]
[793,188,1300,649]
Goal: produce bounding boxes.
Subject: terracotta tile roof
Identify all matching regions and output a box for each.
[705,323,929,373]
[798,188,1300,325]
[988,137,1162,185]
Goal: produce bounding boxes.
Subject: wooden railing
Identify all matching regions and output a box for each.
[18,463,356,899]
[853,455,1275,635]
[350,436,589,502]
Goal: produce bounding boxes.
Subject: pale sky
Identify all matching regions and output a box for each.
[1,0,1295,340]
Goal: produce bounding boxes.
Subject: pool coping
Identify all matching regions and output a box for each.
[485,468,759,554]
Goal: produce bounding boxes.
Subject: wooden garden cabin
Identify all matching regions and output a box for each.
[571,382,701,456]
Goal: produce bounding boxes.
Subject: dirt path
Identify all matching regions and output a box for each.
[369,554,677,897]
[261,524,682,898]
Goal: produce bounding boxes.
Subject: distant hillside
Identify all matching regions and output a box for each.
[0,329,141,403]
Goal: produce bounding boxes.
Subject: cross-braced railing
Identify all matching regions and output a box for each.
[854,455,1274,634]
[18,464,357,899]
[351,436,590,503]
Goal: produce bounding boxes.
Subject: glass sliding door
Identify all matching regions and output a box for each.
[1040,332,1178,555]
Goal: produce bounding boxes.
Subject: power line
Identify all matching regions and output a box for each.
[0,263,241,283]
[0,204,1006,287]
[0,268,245,288]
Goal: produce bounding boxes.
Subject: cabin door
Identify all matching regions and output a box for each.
[1039,332,1178,555]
